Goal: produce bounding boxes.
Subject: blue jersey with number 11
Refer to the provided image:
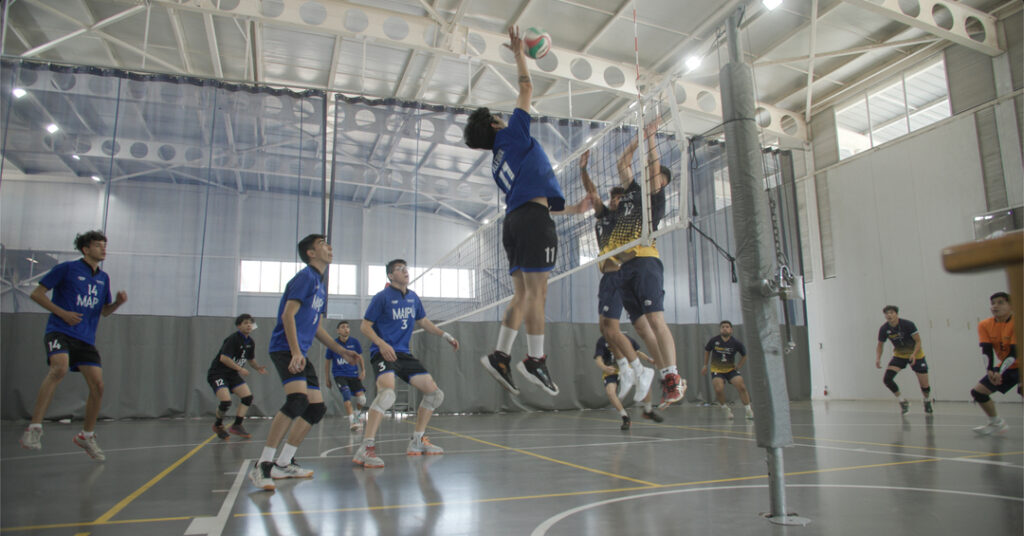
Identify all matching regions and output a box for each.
[363,286,425,355]
[269,265,327,355]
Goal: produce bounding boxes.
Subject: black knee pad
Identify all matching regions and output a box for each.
[240,395,254,406]
[921,386,931,397]
[301,402,326,424]
[281,393,309,419]
[882,370,899,394]
[218,400,232,413]
[970,389,990,404]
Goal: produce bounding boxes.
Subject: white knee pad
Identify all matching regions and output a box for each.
[370,388,396,414]
[355,394,367,407]
[419,389,444,411]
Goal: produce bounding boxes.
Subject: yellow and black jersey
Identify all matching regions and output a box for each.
[597,181,665,260]
[878,319,924,359]
[704,335,746,373]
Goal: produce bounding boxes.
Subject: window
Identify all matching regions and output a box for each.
[367,264,475,298]
[240,261,357,295]
[836,57,950,160]
[713,168,731,210]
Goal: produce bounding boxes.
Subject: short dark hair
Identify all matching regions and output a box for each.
[337,320,349,328]
[720,320,732,327]
[464,107,497,150]
[74,230,107,254]
[297,234,325,264]
[882,305,899,314]
[659,164,672,185]
[235,313,253,326]
[386,259,407,281]
[990,292,1011,303]
[609,186,626,198]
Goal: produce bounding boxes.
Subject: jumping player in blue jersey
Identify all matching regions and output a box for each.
[353,259,459,469]
[207,314,268,440]
[249,234,361,491]
[464,26,567,398]
[323,320,367,432]
[20,230,127,460]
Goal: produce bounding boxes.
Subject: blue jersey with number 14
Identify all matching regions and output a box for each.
[363,285,425,355]
[40,259,113,345]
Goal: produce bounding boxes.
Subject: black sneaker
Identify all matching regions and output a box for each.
[899,400,910,415]
[620,416,631,430]
[642,410,664,423]
[480,352,520,395]
[923,399,934,414]
[212,423,230,440]
[516,356,560,396]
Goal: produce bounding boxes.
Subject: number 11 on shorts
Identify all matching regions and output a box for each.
[545,247,555,264]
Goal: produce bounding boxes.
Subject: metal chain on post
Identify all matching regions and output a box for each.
[764,152,797,353]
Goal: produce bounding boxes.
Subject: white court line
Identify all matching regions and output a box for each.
[184,458,250,536]
[530,483,1024,536]
[789,441,1024,468]
[0,440,223,462]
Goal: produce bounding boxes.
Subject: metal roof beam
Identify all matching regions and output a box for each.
[19,2,145,58]
[581,0,633,54]
[842,0,1001,56]
[204,12,223,79]
[755,37,940,67]
[168,6,193,75]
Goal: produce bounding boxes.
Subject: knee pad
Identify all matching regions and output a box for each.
[971,388,990,404]
[370,388,396,414]
[218,400,232,413]
[301,402,326,424]
[419,389,444,411]
[281,393,309,419]
[340,385,353,402]
[355,393,367,407]
[882,370,899,394]
[240,395,254,407]
[920,387,931,398]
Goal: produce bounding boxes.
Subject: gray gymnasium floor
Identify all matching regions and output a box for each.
[1,400,1021,536]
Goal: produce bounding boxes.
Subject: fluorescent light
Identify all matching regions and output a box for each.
[25,257,38,264]
[71,155,81,160]
[763,0,783,10]
[685,56,702,71]
[46,123,59,134]
[482,218,490,225]
[90,175,102,182]
[12,88,26,98]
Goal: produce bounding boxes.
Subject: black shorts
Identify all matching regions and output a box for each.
[979,368,1021,394]
[602,372,620,386]
[334,376,366,395]
[712,370,741,382]
[207,371,246,394]
[887,356,928,374]
[269,351,320,389]
[44,332,101,371]
[598,271,624,320]
[619,257,665,321]
[503,202,557,274]
[370,351,429,384]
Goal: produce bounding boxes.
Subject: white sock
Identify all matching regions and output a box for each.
[413,431,424,441]
[364,437,376,447]
[990,416,1001,424]
[615,358,630,373]
[259,446,277,464]
[28,423,42,430]
[348,413,355,423]
[643,402,653,412]
[659,366,678,378]
[80,430,94,438]
[619,409,628,417]
[744,404,751,411]
[276,443,298,466]
[526,334,545,358]
[496,325,518,355]
[630,359,644,376]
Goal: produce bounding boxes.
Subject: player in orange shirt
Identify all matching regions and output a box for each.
[969,292,1018,435]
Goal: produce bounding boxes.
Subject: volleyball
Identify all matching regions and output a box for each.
[524,27,551,59]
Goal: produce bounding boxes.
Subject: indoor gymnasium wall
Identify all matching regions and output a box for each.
[0,311,809,420]
[803,113,1009,402]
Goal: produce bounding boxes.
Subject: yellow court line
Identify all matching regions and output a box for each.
[93,434,217,523]
[567,413,1000,456]
[426,424,660,487]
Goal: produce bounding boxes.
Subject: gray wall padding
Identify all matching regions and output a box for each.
[1,313,810,420]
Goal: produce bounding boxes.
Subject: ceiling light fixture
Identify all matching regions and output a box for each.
[685,56,703,72]
[12,88,26,98]
[46,123,60,134]
[71,155,81,160]
[763,0,783,11]
[90,175,102,182]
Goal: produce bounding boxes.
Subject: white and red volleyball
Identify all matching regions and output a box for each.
[524,27,552,59]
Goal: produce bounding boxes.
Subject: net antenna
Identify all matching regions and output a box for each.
[411,78,692,328]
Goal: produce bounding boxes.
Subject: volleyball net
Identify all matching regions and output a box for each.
[414,85,690,325]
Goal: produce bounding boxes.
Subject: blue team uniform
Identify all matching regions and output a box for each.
[40,260,112,345]
[268,265,327,355]
[491,108,565,213]
[364,286,426,354]
[326,337,362,377]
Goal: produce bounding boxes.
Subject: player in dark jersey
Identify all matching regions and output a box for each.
[207,314,267,440]
[969,292,1018,435]
[610,119,686,409]
[248,234,360,491]
[323,320,367,432]
[875,305,933,414]
[594,334,663,430]
[701,321,753,420]
[580,149,655,403]
[353,259,459,469]
[20,231,127,460]
[465,27,566,399]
